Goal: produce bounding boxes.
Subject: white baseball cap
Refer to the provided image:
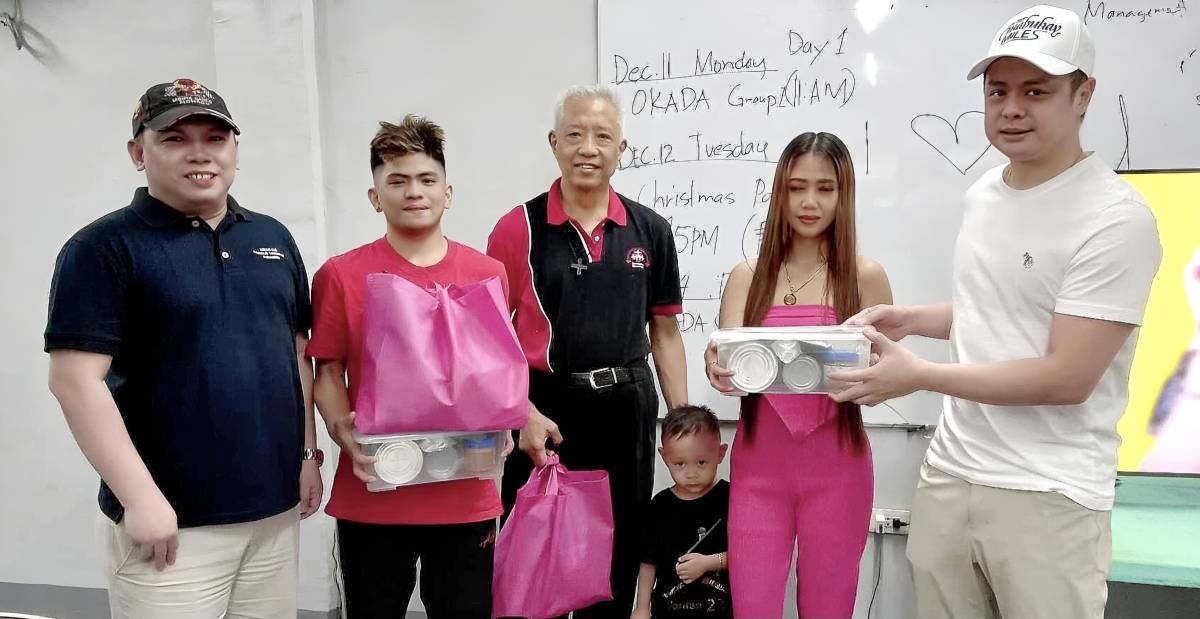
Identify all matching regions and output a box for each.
[967,4,1095,80]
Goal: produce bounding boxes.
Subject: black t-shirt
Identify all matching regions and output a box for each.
[643,480,732,619]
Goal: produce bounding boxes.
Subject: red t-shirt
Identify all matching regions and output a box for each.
[307,237,509,525]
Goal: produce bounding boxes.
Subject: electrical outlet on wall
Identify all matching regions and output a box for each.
[870,507,911,535]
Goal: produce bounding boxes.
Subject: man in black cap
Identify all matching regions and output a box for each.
[45,78,322,619]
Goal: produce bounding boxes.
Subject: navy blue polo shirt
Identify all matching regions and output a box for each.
[45,188,311,527]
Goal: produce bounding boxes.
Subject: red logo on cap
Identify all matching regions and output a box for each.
[173,78,203,96]
[163,78,214,104]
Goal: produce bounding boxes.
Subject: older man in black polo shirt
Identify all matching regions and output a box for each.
[488,85,687,618]
[45,79,321,619]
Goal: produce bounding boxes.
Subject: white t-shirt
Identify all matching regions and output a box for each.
[927,153,1162,511]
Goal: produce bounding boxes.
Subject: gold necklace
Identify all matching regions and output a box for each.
[782,262,824,306]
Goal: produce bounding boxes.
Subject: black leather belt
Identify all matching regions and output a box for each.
[566,365,650,390]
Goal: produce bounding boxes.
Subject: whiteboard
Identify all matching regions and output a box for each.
[599,0,1200,420]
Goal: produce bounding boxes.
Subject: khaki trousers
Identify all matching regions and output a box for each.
[906,463,1111,619]
[100,507,299,619]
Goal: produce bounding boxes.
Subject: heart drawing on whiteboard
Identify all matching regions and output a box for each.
[910,111,992,175]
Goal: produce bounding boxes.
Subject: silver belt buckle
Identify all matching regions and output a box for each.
[588,367,619,389]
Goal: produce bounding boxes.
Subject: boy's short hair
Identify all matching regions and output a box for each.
[662,404,721,442]
[369,114,446,173]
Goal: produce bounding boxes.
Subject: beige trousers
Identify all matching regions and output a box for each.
[99,506,299,619]
[906,463,1111,619]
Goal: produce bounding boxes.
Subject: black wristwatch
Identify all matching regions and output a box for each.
[302,448,324,467]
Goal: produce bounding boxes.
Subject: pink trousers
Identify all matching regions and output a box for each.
[728,402,873,618]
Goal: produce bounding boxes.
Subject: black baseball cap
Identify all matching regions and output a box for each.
[131,78,240,137]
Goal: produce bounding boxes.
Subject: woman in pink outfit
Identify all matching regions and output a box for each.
[703,132,892,618]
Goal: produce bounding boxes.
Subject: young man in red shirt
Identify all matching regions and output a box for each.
[308,115,510,618]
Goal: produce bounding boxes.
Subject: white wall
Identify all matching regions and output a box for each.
[0,0,335,612]
[1,2,926,617]
[315,0,600,254]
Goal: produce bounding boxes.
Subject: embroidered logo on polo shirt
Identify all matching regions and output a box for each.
[626,247,649,269]
[1022,252,1034,270]
[252,247,286,261]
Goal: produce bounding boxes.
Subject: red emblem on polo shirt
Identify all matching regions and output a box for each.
[626,247,649,269]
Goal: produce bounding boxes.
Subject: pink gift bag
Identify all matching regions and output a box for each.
[493,454,614,619]
[355,273,528,434]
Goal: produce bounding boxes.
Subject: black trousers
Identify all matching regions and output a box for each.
[501,360,659,619]
[337,518,496,618]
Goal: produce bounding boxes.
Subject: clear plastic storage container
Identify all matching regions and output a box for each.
[710,326,870,395]
[354,430,505,492]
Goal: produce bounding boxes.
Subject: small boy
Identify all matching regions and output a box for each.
[633,405,732,619]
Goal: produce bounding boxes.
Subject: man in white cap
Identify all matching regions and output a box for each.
[827,5,1162,617]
